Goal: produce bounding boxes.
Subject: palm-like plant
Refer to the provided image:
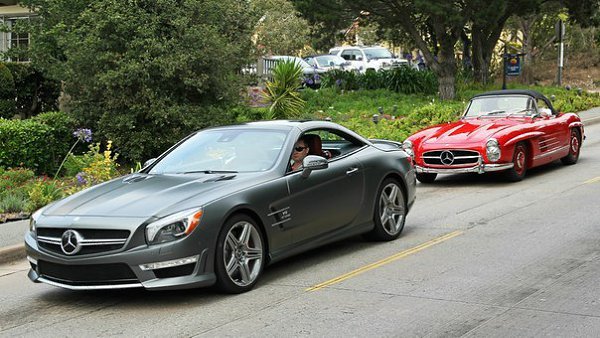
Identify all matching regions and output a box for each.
[263,60,306,119]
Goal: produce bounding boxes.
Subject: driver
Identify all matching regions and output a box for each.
[290,136,310,171]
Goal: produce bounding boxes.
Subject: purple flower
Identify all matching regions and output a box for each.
[306,78,314,85]
[335,79,342,86]
[73,128,93,142]
[314,74,320,81]
[76,172,87,185]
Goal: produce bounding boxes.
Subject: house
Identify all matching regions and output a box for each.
[0,1,34,61]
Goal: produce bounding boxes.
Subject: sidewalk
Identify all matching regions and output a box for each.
[1,107,599,265]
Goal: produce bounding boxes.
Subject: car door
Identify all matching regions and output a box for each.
[533,98,569,163]
[284,131,365,245]
[340,49,364,72]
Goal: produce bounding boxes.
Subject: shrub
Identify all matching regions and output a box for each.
[321,68,438,95]
[0,193,28,214]
[0,62,16,119]
[0,113,79,174]
[4,62,61,119]
[0,119,54,173]
[263,60,306,119]
[63,141,120,195]
[26,179,64,212]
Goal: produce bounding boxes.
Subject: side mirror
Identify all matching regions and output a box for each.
[300,155,328,178]
[143,158,157,168]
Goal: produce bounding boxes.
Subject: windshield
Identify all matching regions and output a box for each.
[364,48,393,60]
[314,55,345,67]
[464,95,535,118]
[149,129,288,174]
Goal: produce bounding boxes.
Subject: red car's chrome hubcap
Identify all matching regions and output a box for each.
[571,135,580,154]
[515,148,525,174]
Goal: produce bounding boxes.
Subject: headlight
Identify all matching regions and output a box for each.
[486,138,501,162]
[402,140,414,157]
[29,207,46,235]
[146,208,203,245]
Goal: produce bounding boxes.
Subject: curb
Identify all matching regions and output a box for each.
[0,243,26,265]
[583,115,600,127]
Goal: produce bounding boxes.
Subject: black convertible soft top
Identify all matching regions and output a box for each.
[472,89,556,113]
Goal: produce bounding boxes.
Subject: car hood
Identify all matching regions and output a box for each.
[43,173,261,218]
[422,118,523,144]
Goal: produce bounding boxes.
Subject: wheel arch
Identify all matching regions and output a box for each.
[222,207,271,263]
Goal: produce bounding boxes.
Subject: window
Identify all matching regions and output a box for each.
[1,16,31,62]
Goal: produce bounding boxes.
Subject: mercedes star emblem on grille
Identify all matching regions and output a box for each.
[61,230,83,255]
[440,151,455,165]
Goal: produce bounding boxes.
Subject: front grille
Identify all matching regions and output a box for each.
[37,228,130,256]
[422,149,480,166]
[38,260,137,286]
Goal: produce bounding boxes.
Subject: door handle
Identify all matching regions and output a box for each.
[346,167,359,175]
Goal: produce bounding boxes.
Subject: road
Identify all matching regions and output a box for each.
[1,122,600,337]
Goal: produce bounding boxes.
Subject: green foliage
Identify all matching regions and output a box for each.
[22,0,256,162]
[263,60,306,119]
[0,113,77,174]
[26,179,64,212]
[0,63,16,119]
[63,141,120,195]
[0,193,28,214]
[320,68,438,94]
[251,0,312,55]
[0,119,54,173]
[4,63,60,119]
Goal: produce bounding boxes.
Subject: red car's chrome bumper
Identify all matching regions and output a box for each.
[415,162,514,174]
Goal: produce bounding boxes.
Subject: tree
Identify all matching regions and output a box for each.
[292,0,355,52]
[21,0,255,161]
[338,0,467,100]
[251,0,312,56]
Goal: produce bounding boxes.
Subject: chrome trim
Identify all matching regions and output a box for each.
[267,207,290,217]
[271,218,292,227]
[415,162,514,174]
[27,256,38,264]
[533,145,570,160]
[37,236,127,246]
[37,277,143,290]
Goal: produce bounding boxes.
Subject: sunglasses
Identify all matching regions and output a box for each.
[294,146,307,152]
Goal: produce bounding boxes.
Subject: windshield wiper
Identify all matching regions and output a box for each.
[179,170,238,174]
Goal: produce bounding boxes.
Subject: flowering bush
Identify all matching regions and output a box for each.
[26,178,64,212]
[63,141,120,195]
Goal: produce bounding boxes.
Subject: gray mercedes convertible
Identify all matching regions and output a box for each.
[25,120,416,293]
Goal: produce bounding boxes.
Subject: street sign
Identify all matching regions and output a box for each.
[505,54,521,76]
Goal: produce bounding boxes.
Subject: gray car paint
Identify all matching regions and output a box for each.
[25,120,416,290]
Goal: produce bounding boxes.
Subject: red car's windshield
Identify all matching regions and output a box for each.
[464,95,535,118]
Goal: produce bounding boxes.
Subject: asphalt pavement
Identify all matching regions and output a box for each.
[0,106,599,265]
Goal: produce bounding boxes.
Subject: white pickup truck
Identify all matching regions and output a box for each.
[329,46,411,73]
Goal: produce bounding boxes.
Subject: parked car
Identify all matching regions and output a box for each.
[329,46,410,73]
[270,55,327,87]
[403,90,584,183]
[25,121,417,293]
[304,54,355,72]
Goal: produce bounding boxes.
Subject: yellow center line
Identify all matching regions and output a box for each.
[584,176,600,184]
[306,230,463,292]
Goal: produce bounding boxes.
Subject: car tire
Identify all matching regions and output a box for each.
[560,128,581,165]
[505,142,528,182]
[416,172,437,184]
[215,214,265,294]
[365,178,407,241]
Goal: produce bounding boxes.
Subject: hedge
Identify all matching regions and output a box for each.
[0,112,77,174]
[0,63,16,119]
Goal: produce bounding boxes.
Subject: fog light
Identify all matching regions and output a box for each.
[139,255,199,271]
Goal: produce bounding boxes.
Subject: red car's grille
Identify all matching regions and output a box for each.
[422,149,480,166]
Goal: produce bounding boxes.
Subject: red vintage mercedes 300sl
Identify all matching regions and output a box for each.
[403,90,584,183]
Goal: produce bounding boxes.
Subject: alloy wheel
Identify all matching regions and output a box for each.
[222,221,263,287]
[378,183,406,236]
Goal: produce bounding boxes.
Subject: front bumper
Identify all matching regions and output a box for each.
[25,231,216,291]
[415,162,514,174]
